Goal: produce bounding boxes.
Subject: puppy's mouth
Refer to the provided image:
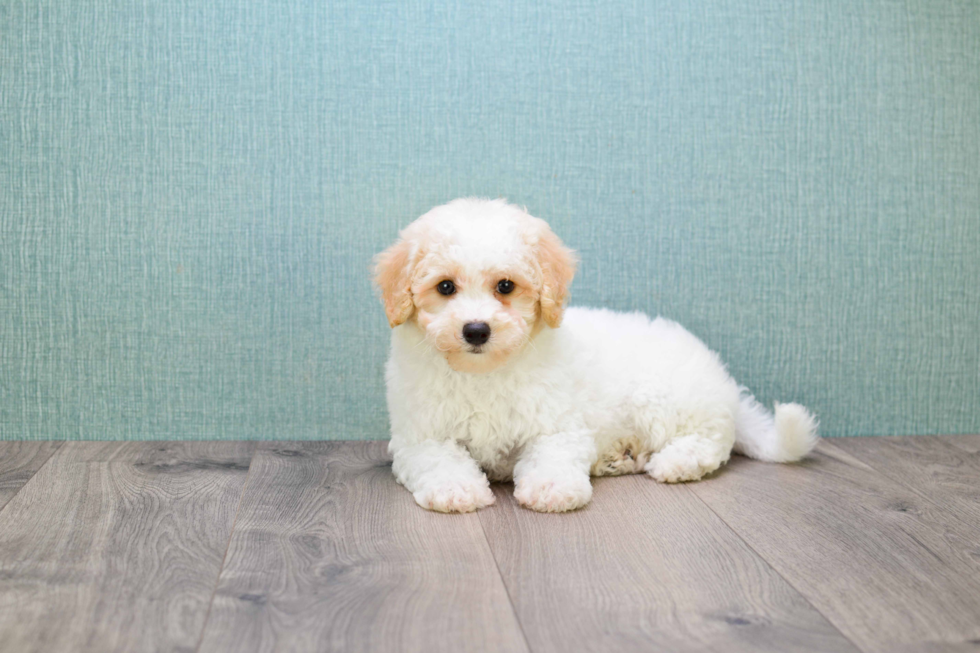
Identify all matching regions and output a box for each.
[467,346,484,354]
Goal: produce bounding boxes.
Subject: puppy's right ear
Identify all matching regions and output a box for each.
[374,238,417,327]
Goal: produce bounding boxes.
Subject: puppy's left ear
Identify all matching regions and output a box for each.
[535,224,578,328]
[374,238,418,327]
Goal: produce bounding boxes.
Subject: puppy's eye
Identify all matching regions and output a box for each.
[436,280,456,296]
[496,279,515,295]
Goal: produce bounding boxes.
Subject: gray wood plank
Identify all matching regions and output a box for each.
[690,441,980,653]
[478,474,858,653]
[834,435,980,530]
[197,441,529,653]
[0,441,63,510]
[0,441,255,653]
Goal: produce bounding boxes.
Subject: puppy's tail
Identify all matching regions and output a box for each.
[733,390,819,463]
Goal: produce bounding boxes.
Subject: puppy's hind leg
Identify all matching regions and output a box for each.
[644,411,736,483]
[391,439,495,513]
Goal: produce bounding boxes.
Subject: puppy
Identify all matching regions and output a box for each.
[374,198,818,513]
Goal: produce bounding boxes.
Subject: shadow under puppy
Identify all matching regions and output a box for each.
[374,198,818,513]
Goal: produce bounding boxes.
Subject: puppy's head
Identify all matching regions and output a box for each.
[374,198,577,373]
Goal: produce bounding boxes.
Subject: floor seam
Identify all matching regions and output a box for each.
[194,443,259,653]
[828,438,980,539]
[0,441,65,515]
[477,488,536,653]
[681,481,870,653]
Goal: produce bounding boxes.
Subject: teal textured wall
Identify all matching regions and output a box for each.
[1,1,978,440]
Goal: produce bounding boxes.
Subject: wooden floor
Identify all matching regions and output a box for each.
[0,438,978,652]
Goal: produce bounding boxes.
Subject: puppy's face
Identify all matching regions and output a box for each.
[375,199,577,373]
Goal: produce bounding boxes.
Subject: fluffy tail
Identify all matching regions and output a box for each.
[733,390,819,462]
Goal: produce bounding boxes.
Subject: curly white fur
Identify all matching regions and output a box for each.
[376,198,819,513]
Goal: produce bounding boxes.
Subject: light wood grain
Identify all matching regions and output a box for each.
[690,441,980,653]
[0,441,255,653]
[834,435,980,530]
[197,441,529,653]
[478,474,858,653]
[0,441,62,510]
[3,437,978,653]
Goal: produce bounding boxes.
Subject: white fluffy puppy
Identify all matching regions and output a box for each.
[375,198,818,513]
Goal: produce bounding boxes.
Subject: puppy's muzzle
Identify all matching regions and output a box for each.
[462,322,491,347]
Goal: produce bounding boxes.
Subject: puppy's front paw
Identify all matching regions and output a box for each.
[514,473,592,513]
[413,479,496,513]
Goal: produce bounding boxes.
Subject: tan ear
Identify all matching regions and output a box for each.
[374,238,417,327]
[536,225,578,328]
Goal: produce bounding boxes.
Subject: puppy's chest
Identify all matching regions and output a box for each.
[447,380,545,470]
[452,384,540,440]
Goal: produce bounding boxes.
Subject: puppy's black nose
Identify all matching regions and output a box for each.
[462,322,491,346]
